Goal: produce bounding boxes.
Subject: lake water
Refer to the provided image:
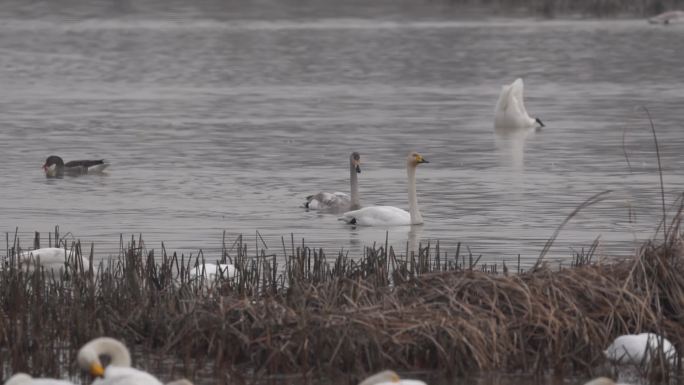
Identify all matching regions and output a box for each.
[1,0,683,270]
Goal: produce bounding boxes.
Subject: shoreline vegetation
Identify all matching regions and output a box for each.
[1,220,684,385]
[447,0,684,18]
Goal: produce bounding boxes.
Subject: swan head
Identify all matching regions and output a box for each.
[358,370,401,385]
[77,337,132,378]
[350,152,361,173]
[407,152,429,167]
[535,117,545,128]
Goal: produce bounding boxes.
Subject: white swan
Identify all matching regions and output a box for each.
[15,247,91,273]
[339,152,428,226]
[78,337,163,385]
[305,152,361,212]
[494,78,544,129]
[649,10,684,24]
[604,333,677,366]
[3,373,74,385]
[358,370,426,385]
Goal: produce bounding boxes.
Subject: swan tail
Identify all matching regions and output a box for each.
[338,214,356,224]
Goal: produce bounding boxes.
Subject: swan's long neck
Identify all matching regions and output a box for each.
[407,163,423,225]
[349,161,360,209]
[97,338,132,367]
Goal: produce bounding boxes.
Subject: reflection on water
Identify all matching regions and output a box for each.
[494,126,537,172]
[0,2,683,270]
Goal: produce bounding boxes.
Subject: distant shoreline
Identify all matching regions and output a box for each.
[438,0,684,19]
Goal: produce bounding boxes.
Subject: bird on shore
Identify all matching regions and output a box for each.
[43,155,109,178]
[304,152,362,212]
[494,78,544,129]
[339,152,428,226]
[78,337,161,385]
[3,373,74,385]
[358,370,426,385]
[604,333,677,366]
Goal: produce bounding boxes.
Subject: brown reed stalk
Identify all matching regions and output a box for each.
[1,224,684,384]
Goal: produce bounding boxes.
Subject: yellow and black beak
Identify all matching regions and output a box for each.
[355,164,361,173]
[416,155,429,164]
[90,363,105,377]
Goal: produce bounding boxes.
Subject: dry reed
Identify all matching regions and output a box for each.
[1,223,683,384]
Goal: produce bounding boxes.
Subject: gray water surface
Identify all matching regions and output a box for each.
[1,3,683,268]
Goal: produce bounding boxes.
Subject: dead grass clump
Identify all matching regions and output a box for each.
[1,227,684,384]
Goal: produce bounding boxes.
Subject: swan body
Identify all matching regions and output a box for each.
[583,378,630,385]
[174,263,236,289]
[3,374,74,385]
[77,337,192,385]
[339,206,412,226]
[188,263,236,283]
[494,78,544,129]
[43,155,109,178]
[358,370,427,385]
[92,367,162,385]
[305,192,352,210]
[649,10,684,24]
[305,152,361,212]
[16,247,90,273]
[340,152,428,226]
[604,333,677,365]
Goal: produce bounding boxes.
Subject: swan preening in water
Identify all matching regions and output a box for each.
[494,78,544,130]
[339,152,428,226]
[4,337,193,385]
[43,155,109,178]
[604,333,677,366]
[12,247,91,273]
[305,152,361,212]
[78,337,193,385]
[77,337,161,385]
[358,370,426,385]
